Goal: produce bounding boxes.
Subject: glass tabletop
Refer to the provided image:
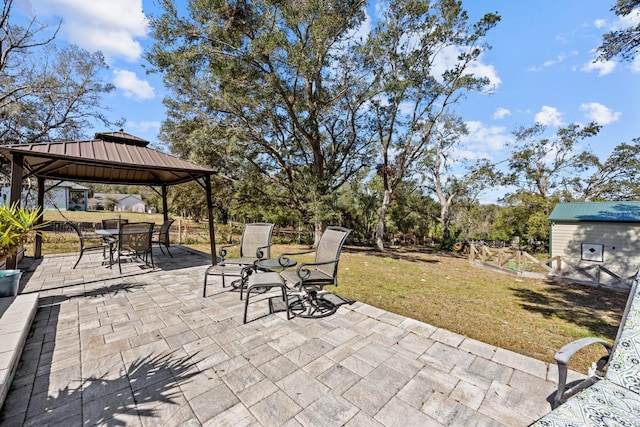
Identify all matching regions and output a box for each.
[256,257,297,271]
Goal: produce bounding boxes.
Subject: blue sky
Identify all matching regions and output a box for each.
[14,0,640,201]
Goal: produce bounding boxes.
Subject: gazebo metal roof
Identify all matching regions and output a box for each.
[0,131,213,185]
[0,131,218,265]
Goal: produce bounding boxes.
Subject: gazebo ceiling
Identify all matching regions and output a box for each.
[0,131,214,186]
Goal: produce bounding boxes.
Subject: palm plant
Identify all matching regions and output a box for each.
[0,204,48,261]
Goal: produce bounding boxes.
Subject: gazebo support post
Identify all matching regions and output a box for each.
[9,153,23,207]
[162,184,169,222]
[35,176,44,259]
[204,175,217,265]
[7,154,24,269]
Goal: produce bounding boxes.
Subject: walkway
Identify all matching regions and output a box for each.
[0,246,562,426]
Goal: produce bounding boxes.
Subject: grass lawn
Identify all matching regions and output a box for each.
[31,211,627,374]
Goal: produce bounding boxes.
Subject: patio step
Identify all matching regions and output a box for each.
[0,293,39,410]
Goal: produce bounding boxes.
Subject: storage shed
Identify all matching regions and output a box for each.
[549,201,640,279]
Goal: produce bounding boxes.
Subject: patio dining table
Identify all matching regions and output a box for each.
[95,229,119,238]
[256,257,297,272]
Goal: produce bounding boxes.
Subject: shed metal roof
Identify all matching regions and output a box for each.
[549,201,640,223]
[0,131,214,186]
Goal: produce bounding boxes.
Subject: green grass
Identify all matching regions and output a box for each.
[31,211,626,374]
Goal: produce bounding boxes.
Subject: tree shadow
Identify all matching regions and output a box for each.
[35,282,148,306]
[345,245,442,263]
[510,282,628,337]
[44,351,200,426]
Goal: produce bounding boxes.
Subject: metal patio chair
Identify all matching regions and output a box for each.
[68,221,115,269]
[203,223,274,297]
[280,226,351,318]
[218,222,274,265]
[114,222,155,273]
[532,271,640,425]
[102,218,128,230]
[152,219,175,257]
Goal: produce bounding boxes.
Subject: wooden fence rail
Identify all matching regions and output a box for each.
[468,243,631,291]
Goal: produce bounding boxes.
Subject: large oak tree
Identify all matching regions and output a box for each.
[148,0,374,242]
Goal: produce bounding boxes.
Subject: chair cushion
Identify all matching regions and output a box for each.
[532,379,640,426]
[606,282,640,392]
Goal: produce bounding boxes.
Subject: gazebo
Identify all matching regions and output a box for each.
[0,131,218,266]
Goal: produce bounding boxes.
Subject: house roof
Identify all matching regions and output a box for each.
[0,131,214,186]
[93,193,143,203]
[45,180,89,191]
[549,201,640,223]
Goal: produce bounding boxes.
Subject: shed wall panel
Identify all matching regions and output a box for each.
[551,221,640,277]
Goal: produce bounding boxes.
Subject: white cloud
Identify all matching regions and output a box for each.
[23,0,147,62]
[493,108,511,120]
[543,53,566,68]
[125,120,161,133]
[619,9,640,28]
[595,9,640,32]
[535,106,563,126]
[632,56,640,73]
[431,45,501,90]
[580,102,621,125]
[113,69,155,101]
[347,9,372,43]
[581,59,617,76]
[461,120,511,153]
[594,19,607,29]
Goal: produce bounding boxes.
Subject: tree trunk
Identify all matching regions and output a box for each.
[375,190,392,251]
[440,203,451,243]
[313,221,323,247]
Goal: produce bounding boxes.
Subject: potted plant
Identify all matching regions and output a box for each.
[0,204,48,297]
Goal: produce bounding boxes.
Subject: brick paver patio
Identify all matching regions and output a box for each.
[0,246,561,426]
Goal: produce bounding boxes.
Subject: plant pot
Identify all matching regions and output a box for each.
[0,270,23,297]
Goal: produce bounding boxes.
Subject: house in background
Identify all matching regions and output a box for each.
[90,193,147,213]
[549,201,640,281]
[1,181,89,211]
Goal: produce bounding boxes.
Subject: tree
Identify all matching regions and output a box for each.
[506,122,601,199]
[503,122,600,244]
[418,113,501,247]
[363,0,500,250]
[148,0,373,243]
[597,0,640,62]
[0,0,116,144]
[579,138,640,200]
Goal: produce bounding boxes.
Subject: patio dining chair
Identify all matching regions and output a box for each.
[102,218,128,230]
[280,226,351,318]
[68,221,115,269]
[113,222,155,273]
[152,219,175,257]
[532,271,640,424]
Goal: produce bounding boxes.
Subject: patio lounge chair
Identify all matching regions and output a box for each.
[203,223,274,297]
[531,271,640,425]
[280,226,351,318]
[152,219,175,257]
[68,222,115,269]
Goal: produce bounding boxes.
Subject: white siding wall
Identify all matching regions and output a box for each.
[551,221,640,277]
[0,187,67,210]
